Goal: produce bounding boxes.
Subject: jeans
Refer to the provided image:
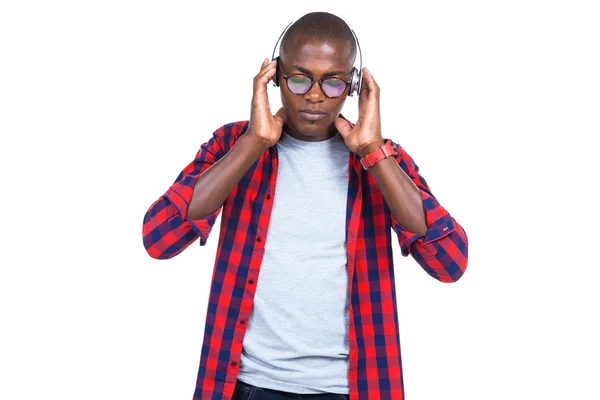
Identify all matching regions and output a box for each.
[232,378,350,400]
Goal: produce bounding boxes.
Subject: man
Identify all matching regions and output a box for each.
[142,11,468,400]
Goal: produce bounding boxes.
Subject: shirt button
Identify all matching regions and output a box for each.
[240,320,245,325]
[248,279,254,284]
[266,194,271,200]
[231,361,237,367]
[256,237,261,242]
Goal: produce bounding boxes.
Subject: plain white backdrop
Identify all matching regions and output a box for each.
[1,1,599,399]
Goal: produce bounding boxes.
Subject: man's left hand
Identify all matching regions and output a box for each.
[334,67,385,157]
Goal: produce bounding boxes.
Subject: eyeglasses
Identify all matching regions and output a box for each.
[280,62,351,99]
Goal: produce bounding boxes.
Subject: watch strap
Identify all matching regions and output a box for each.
[359,140,398,170]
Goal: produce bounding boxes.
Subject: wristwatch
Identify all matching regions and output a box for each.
[359,140,398,170]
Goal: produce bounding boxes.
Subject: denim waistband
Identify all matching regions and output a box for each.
[236,378,348,399]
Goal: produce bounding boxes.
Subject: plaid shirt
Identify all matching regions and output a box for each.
[142,116,468,400]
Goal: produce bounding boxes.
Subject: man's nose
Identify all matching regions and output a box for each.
[303,80,325,102]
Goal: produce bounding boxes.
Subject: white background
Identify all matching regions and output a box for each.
[1,0,599,399]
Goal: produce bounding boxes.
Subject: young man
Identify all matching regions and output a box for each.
[142,11,468,400]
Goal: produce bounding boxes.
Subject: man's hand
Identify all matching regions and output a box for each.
[334,67,385,157]
[246,58,287,149]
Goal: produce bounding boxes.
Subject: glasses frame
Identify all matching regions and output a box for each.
[279,61,352,99]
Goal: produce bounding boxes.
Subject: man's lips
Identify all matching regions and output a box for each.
[299,109,327,121]
[299,108,326,114]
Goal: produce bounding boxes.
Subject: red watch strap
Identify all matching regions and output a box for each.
[359,140,397,170]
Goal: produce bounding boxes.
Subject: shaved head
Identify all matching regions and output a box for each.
[280,12,357,69]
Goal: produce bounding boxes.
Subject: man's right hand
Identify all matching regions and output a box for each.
[246,58,287,149]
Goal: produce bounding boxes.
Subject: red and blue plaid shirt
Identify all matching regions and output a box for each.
[142,117,468,400]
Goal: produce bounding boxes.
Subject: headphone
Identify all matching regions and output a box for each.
[270,21,363,97]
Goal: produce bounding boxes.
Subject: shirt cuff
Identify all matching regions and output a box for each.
[392,189,456,256]
[163,186,212,246]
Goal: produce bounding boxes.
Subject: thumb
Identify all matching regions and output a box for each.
[273,107,287,129]
[334,117,353,140]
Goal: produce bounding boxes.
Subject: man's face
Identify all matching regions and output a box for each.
[279,35,354,141]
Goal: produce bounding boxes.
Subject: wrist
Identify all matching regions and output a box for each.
[244,130,272,151]
[359,139,397,170]
[357,139,386,158]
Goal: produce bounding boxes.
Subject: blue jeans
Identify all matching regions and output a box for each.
[233,378,350,400]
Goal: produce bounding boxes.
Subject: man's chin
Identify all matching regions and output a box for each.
[290,117,331,133]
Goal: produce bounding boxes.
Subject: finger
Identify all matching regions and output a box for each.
[256,59,274,83]
[334,116,353,140]
[265,59,279,83]
[260,60,278,78]
[254,68,278,98]
[259,58,277,73]
[362,67,380,97]
[260,59,278,78]
[255,59,277,85]
[359,73,369,102]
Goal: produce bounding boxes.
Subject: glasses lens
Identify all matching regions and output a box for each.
[287,75,312,94]
[322,78,348,97]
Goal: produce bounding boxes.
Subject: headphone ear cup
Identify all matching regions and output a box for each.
[274,56,281,87]
[348,67,359,96]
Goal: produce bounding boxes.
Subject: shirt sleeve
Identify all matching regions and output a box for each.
[142,128,225,259]
[387,138,469,282]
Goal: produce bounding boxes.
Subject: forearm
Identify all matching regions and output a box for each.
[359,138,468,282]
[359,140,428,236]
[187,133,269,220]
